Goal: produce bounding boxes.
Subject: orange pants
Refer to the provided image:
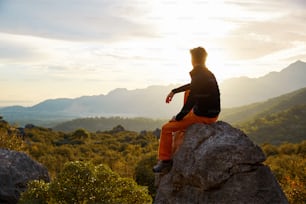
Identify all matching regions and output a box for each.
[158,111,218,160]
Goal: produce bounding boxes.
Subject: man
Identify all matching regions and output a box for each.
[153,47,220,173]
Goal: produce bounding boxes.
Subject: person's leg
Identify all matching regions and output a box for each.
[153,112,218,172]
[158,112,201,160]
[158,121,183,161]
[158,112,218,160]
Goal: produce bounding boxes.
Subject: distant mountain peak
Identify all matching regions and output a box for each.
[293,59,304,64]
[107,88,128,95]
[288,60,305,68]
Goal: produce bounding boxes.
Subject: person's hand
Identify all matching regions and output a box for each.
[165,91,174,103]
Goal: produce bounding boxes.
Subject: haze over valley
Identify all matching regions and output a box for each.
[1,60,305,128]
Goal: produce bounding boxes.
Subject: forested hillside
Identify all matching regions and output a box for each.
[1,86,306,203]
[220,87,306,124]
[0,118,305,203]
[53,117,166,132]
[220,87,306,145]
[238,104,306,145]
[0,118,157,202]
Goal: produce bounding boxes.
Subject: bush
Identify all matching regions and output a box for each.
[71,129,90,139]
[18,180,50,204]
[135,153,157,198]
[0,132,25,151]
[263,141,306,203]
[19,161,152,204]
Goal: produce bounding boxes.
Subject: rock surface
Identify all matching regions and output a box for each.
[154,121,288,204]
[0,149,50,204]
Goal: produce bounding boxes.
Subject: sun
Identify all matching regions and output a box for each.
[147,0,237,37]
[141,0,237,80]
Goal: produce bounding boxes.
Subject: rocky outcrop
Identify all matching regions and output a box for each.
[154,121,288,204]
[0,149,50,204]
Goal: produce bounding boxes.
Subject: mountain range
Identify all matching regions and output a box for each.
[220,86,306,124]
[221,60,306,107]
[223,87,306,144]
[53,86,306,145]
[0,60,305,126]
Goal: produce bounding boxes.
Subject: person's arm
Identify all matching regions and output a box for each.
[175,91,195,120]
[175,82,197,121]
[172,83,190,94]
[166,83,190,103]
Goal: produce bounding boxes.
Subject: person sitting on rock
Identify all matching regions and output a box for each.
[153,46,221,173]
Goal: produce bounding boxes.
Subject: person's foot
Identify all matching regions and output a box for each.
[152,160,173,173]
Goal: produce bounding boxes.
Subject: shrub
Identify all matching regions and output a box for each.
[18,180,50,204]
[0,132,25,151]
[135,153,157,198]
[19,161,152,204]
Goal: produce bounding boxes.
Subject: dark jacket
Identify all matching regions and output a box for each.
[172,65,220,121]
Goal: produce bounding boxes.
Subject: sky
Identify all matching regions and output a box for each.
[0,0,305,107]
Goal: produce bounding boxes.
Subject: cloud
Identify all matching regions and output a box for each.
[0,40,35,62]
[226,0,306,11]
[218,0,306,60]
[0,0,156,41]
[0,34,47,63]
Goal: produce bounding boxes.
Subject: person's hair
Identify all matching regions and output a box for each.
[190,47,207,65]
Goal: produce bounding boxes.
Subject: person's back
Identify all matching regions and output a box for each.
[175,63,220,121]
[190,66,220,118]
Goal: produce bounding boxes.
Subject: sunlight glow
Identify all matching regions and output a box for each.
[1,0,305,106]
[139,0,242,81]
[147,0,238,39]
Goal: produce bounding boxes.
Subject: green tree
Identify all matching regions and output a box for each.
[135,153,157,198]
[71,128,90,139]
[18,180,50,204]
[50,161,95,204]
[0,132,25,151]
[20,161,152,204]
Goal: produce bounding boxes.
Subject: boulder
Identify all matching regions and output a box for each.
[0,149,50,204]
[154,121,288,204]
